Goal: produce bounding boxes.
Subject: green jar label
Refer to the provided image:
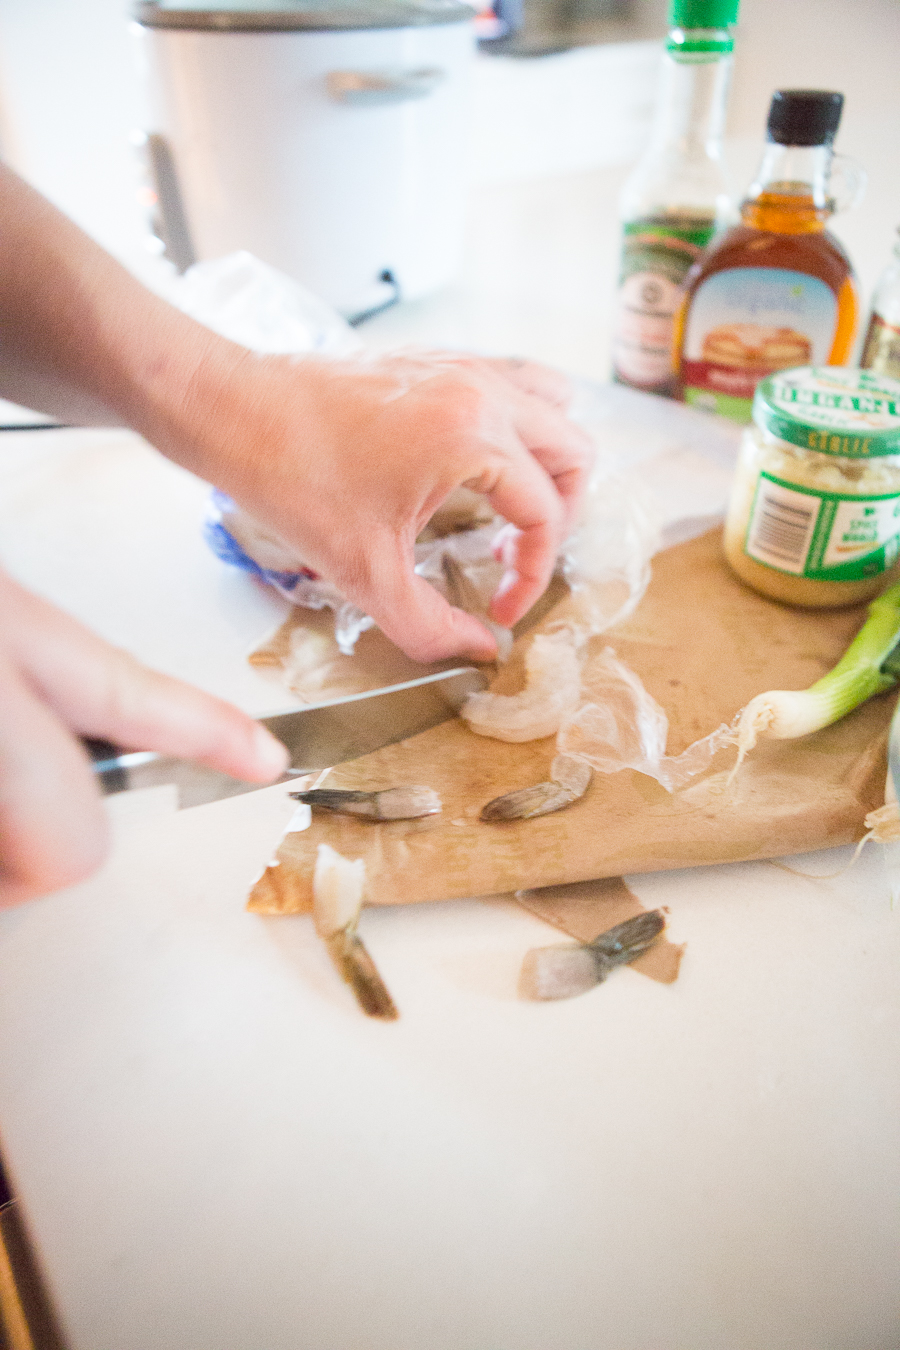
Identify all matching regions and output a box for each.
[620,216,716,272]
[613,214,715,391]
[744,470,900,581]
[755,366,900,454]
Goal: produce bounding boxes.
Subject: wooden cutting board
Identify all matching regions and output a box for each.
[248,529,893,914]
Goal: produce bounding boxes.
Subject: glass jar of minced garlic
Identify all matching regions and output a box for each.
[723,366,900,606]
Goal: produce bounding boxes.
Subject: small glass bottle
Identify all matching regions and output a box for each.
[610,0,739,398]
[861,228,900,379]
[724,366,900,608]
[676,89,861,422]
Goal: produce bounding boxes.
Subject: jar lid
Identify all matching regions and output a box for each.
[754,366,900,458]
[134,0,474,31]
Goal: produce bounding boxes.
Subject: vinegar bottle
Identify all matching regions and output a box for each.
[675,88,859,421]
[610,0,739,398]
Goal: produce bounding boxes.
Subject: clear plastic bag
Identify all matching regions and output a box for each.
[206,492,511,657]
[161,250,360,357]
[557,647,736,793]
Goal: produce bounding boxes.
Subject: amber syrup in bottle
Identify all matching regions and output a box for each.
[675,89,859,421]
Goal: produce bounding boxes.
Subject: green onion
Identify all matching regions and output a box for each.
[735,579,900,760]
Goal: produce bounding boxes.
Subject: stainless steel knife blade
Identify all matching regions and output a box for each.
[85,666,487,809]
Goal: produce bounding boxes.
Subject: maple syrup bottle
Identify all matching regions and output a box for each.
[675,89,859,421]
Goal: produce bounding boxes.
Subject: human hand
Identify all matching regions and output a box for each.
[0,571,288,907]
[155,349,593,664]
[0,169,589,664]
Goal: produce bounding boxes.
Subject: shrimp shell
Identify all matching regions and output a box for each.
[520,909,667,1001]
[292,786,441,821]
[440,553,513,662]
[325,929,398,1020]
[480,781,578,822]
[313,843,399,1020]
[590,909,666,970]
[480,755,592,822]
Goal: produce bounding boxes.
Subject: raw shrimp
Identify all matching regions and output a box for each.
[461,629,583,743]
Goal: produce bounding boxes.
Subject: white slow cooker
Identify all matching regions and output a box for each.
[133,0,475,320]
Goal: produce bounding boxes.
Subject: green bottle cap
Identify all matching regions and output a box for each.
[754,367,900,458]
[668,0,739,26]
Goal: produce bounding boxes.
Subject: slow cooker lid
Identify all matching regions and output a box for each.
[134,0,475,30]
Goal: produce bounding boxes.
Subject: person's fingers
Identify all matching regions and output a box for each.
[53,648,288,782]
[3,581,288,782]
[475,450,565,628]
[403,352,573,410]
[481,357,574,409]
[0,654,109,906]
[351,537,498,665]
[507,396,594,531]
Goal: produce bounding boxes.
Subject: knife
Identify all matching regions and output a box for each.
[84,666,487,809]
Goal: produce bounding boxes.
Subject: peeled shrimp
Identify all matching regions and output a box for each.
[461,629,583,743]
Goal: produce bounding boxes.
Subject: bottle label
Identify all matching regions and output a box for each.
[681,268,839,421]
[861,313,900,380]
[612,216,715,390]
[743,470,900,581]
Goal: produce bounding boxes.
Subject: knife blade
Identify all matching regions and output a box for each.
[84,666,487,809]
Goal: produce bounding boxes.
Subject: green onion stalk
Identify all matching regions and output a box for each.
[735,579,900,762]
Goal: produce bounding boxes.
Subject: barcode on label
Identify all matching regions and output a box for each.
[746,479,820,575]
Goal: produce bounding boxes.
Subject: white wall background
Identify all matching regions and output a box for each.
[0,0,150,274]
[0,0,896,299]
[0,0,661,282]
[727,0,900,305]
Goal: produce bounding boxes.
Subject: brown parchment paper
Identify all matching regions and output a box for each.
[248,528,894,916]
[249,606,433,700]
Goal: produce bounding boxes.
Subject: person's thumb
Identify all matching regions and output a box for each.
[362,544,498,665]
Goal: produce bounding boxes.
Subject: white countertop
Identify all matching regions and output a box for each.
[0,168,899,1350]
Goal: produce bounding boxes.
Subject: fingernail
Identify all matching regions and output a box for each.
[447,610,496,663]
[253,724,290,778]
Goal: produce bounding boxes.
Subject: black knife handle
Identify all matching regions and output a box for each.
[82,737,124,771]
[82,738,150,794]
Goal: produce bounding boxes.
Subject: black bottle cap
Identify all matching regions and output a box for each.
[766,90,844,146]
